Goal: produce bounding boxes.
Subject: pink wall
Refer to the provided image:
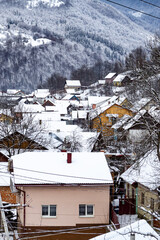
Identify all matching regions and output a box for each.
[18,185,110,227]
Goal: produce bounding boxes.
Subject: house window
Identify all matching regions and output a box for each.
[150,198,154,211]
[42,205,56,217]
[141,192,145,205]
[112,117,117,125]
[79,204,94,217]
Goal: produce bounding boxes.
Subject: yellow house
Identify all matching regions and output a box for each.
[121,149,160,228]
[89,102,133,136]
[0,113,13,124]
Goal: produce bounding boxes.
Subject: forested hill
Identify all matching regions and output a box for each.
[101,0,160,32]
[0,0,152,92]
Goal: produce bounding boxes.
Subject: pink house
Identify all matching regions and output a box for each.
[11,152,113,229]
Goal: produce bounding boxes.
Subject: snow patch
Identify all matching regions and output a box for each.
[27,0,65,8]
[131,11,143,18]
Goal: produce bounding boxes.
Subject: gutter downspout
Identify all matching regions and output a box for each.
[16,187,26,227]
[136,186,138,214]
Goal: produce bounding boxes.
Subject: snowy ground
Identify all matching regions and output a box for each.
[118,214,139,228]
[0,233,13,240]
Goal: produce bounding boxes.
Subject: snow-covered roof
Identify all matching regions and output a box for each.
[0,109,12,117]
[149,106,160,123]
[65,89,77,94]
[12,152,113,185]
[33,112,61,122]
[14,99,44,113]
[121,149,160,190]
[62,94,76,100]
[33,89,50,98]
[7,89,21,95]
[112,114,131,130]
[0,163,11,186]
[44,121,81,133]
[88,96,110,107]
[123,109,146,130]
[89,96,127,120]
[131,98,152,112]
[105,72,116,79]
[45,106,55,111]
[54,100,70,115]
[98,80,106,85]
[113,73,127,83]
[65,80,81,87]
[89,220,159,240]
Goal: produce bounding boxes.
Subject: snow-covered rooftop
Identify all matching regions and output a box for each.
[131,98,152,112]
[88,96,110,107]
[89,220,159,240]
[65,80,81,87]
[33,89,50,98]
[54,100,70,115]
[123,109,146,130]
[112,114,131,130]
[89,96,126,120]
[12,152,113,185]
[15,102,45,113]
[105,72,116,79]
[113,73,127,83]
[33,112,61,122]
[7,89,21,95]
[121,149,160,190]
[98,80,106,85]
[0,163,11,186]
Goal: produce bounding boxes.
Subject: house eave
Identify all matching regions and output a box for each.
[15,183,113,187]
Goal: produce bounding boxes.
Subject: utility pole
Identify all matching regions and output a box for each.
[0,194,10,240]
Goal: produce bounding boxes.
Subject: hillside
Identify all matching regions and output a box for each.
[0,0,152,92]
[102,0,160,32]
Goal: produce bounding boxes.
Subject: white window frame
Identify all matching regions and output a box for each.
[79,204,94,217]
[42,205,57,218]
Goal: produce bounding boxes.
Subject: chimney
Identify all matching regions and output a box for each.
[130,233,135,240]
[61,149,67,152]
[92,104,96,109]
[67,152,72,164]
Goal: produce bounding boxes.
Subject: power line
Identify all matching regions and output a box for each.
[140,0,160,9]
[0,162,159,185]
[0,168,159,186]
[11,166,112,182]
[104,0,160,20]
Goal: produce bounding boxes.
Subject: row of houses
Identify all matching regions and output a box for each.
[0,76,159,239]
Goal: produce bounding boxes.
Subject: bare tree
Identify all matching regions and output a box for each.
[63,131,83,152]
[0,107,48,157]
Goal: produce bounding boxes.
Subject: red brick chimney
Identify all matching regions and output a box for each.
[92,104,96,109]
[61,149,67,152]
[67,152,72,164]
